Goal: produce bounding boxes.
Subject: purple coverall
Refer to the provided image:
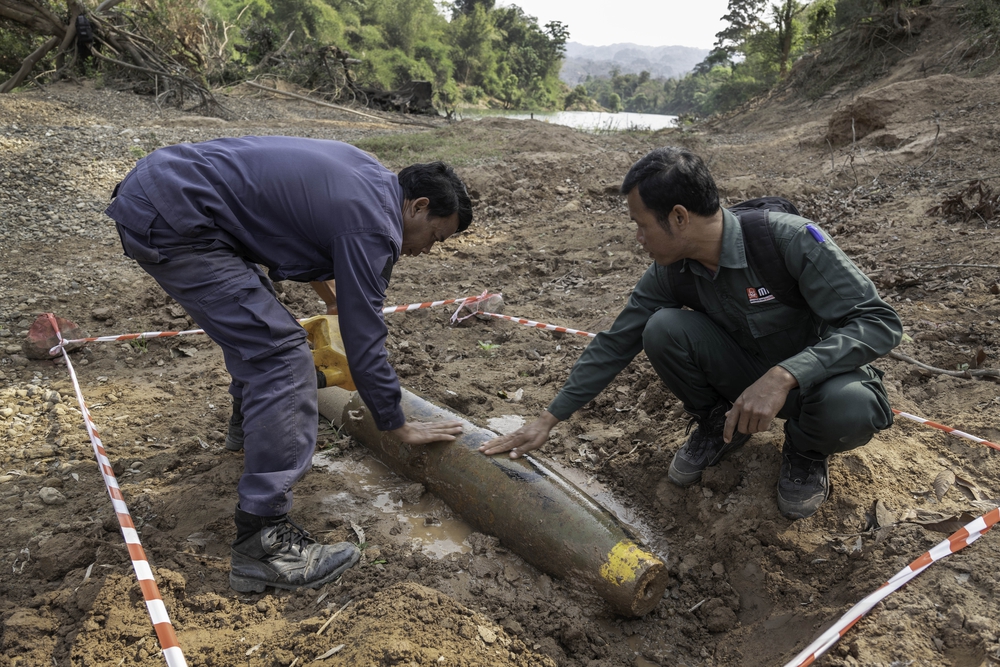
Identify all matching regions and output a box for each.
[105,136,407,516]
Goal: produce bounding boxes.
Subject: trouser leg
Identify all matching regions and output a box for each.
[642,309,766,418]
[119,223,316,517]
[642,308,892,454]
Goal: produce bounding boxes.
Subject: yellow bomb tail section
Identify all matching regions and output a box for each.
[300,315,356,391]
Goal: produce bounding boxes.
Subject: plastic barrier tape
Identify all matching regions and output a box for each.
[46,315,188,667]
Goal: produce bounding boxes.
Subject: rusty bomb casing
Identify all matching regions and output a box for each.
[317,386,669,617]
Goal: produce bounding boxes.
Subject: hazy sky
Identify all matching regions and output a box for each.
[497,0,731,50]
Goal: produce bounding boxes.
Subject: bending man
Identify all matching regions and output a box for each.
[106,136,471,591]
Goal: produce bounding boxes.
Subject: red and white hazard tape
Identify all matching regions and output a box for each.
[46,315,187,667]
[476,311,597,338]
[383,291,497,314]
[784,506,1000,667]
[49,292,498,354]
[893,409,1000,452]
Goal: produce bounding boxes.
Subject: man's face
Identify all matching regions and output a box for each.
[627,188,679,266]
[401,197,460,257]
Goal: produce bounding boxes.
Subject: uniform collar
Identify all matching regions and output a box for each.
[681,208,747,279]
[719,208,748,270]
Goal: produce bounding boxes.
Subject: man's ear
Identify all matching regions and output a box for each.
[671,204,691,230]
[412,197,431,214]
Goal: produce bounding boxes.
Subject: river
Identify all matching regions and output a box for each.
[456,109,678,132]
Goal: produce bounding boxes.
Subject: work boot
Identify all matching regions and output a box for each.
[776,440,830,519]
[668,401,751,486]
[230,507,360,593]
[225,397,244,452]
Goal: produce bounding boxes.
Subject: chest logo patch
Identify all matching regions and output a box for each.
[746,286,776,304]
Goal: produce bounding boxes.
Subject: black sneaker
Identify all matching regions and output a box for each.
[668,401,751,486]
[225,397,244,452]
[230,509,360,593]
[776,440,830,519]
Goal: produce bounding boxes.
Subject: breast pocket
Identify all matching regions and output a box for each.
[746,307,816,366]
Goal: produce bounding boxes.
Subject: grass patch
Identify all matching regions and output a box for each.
[355,128,504,167]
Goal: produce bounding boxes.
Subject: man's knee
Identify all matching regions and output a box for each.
[799,369,892,452]
[642,308,709,357]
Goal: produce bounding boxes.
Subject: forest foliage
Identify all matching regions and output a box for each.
[1,0,994,117]
[0,0,569,112]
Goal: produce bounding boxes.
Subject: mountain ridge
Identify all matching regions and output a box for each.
[560,41,709,85]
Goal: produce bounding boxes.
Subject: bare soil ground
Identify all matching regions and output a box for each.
[3,21,1000,666]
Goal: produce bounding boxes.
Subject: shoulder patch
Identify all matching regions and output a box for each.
[805,224,825,243]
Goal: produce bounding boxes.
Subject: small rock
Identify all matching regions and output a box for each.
[91,307,112,321]
[477,625,497,644]
[401,483,425,504]
[0,408,14,418]
[5,345,22,354]
[705,606,738,633]
[39,487,67,505]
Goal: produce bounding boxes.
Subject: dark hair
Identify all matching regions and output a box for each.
[398,162,473,232]
[619,147,720,224]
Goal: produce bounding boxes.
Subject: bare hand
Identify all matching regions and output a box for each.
[390,420,463,445]
[724,366,798,443]
[479,412,560,459]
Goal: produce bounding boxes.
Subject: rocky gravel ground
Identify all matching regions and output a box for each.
[4,69,1000,667]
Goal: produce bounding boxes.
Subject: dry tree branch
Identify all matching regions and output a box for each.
[0,0,64,36]
[0,35,60,92]
[243,80,436,128]
[889,351,1000,379]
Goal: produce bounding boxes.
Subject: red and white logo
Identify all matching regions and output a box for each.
[747,286,776,304]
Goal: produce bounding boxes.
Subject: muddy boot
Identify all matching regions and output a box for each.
[225,397,244,452]
[667,401,751,486]
[776,440,830,519]
[230,507,360,593]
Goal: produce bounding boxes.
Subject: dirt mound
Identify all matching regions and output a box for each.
[438,116,602,155]
[325,582,555,666]
[825,98,893,146]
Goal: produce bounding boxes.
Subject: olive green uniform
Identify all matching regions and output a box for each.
[547,209,901,457]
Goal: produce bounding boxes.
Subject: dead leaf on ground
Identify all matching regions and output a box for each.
[906,510,978,534]
[954,475,984,501]
[973,347,987,370]
[874,499,896,528]
[933,470,955,500]
[350,522,366,545]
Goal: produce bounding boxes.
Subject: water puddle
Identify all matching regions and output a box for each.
[313,453,473,557]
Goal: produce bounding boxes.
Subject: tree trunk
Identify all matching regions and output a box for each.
[54,2,83,75]
[0,35,60,92]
